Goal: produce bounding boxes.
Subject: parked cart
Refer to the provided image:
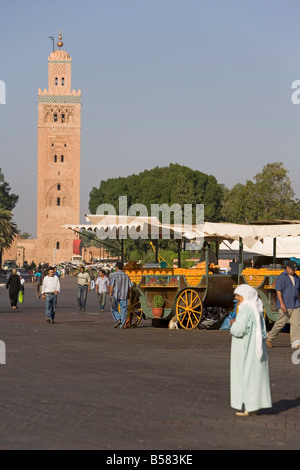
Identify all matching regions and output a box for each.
[124,260,238,329]
[64,216,300,329]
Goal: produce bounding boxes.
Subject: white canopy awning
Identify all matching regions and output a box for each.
[219,236,300,259]
[63,215,186,240]
[200,222,300,248]
[62,216,300,247]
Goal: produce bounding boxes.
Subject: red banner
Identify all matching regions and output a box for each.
[73,239,81,255]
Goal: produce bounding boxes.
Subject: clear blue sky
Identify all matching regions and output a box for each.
[1,0,300,236]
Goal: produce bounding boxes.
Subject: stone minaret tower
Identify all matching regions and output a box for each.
[37,31,81,265]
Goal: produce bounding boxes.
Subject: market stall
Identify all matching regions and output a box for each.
[63,217,300,328]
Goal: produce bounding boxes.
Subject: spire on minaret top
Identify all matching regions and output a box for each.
[48,30,70,61]
[57,30,63,49]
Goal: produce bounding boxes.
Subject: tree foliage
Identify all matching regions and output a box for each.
[20,232,32,239]
[0,207,18,251]
[221,162,300,223]
[0,169,18,212]
[87,162,299,262]
[89,163,224,222]
[0,169,19,253]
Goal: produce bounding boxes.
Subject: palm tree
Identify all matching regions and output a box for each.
[0,207,18,268]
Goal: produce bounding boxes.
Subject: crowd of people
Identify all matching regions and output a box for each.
[3,261,133,330]
[2,259,300,418]
[71,262,133,328]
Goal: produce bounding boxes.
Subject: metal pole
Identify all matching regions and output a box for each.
[238,237,243,283]
[215,241,219,264]
[120,238,124,264]
[273,238,277,266]
[48,36,55,52]
[205,242,209,286]
[154,239,159,264]
[177,240,181,268]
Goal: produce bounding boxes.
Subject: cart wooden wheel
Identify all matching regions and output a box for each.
[176,289,203,330]
[125,290,143,328]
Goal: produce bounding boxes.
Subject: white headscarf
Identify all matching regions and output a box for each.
[234,284,264,360]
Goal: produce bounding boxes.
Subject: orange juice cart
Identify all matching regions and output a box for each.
[123,222,300,329]
[64,217,300,328]
[124,259,238,329]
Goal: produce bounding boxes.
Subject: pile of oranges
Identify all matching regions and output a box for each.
[124,263,216,287]
[242,267,300,287]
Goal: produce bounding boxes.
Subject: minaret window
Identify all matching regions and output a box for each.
[57,184,61,190]
[53,113,58,122]
[56,242,60,250]
[61,77,65,86]
[61,113,65,123]
[61,155,64,162]
[57,197,61,206]
[55,77,58,86]
[54,155,57,163]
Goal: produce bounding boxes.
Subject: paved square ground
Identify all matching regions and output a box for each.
[0,277,299,450]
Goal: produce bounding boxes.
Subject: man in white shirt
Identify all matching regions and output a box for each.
[73,265,91,311]
[41,266,60,323]
[95,269,109,311]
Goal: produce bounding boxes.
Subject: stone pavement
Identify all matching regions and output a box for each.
[0,277,299,450]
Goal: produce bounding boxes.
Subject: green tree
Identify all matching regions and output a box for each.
[0,208,18,251]
[20,232,32,239]
[0,170,19,267]
[0,169,18,211]
[254,162,299,219]
[89,163,223,222]
[88,164,224,261]
[221,162,300,223]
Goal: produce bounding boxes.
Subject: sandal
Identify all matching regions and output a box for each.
[236,410,258,417]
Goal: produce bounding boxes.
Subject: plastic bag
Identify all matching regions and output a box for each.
[220,311,236,330]
[18,291,24,303]
[220,300,238,330]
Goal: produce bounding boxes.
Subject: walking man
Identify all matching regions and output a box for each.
[73,265,91,311]
[41,266,60,323]
[95,269,109,311]
[35,270,42,298]
[109,261,133,328]
[267,260,300,349]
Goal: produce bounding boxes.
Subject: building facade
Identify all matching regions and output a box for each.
[2,33,84,268]
[16,32,81,266]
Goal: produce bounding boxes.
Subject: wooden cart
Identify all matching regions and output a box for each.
[124,263,238,329]
[64,216,300,327]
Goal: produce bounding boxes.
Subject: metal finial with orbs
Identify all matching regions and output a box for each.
[57,30,63,49]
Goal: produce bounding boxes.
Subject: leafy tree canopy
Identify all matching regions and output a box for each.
[221,162,300,223]
[0,168,18,212]
[20,232,32,239]
[89,163,223,223]
[0,169,19,255]
[0,207,18,251]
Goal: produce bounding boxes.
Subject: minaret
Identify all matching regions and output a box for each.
[36,31,81,265]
